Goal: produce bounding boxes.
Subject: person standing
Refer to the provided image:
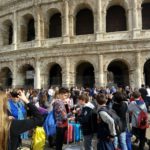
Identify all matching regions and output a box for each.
[96,94,116,150]
[139,84,148,102]
[128,91,147,150]
[8,90,28,148]
[77,94,96,150]
[48,86,55,102]
[53,87,69,150]
[146,86,150,112]
[112,92,129,150]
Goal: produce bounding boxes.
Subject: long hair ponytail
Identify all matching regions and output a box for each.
[0,92,10,150]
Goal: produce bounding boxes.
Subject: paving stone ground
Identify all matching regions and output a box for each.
[21,114,150,150]
[22,138,150,150]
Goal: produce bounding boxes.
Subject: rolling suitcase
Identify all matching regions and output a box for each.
[71,123,81,142]
[64,121,83,150]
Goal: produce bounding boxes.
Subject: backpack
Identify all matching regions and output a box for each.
[78,106,97,134]
[136,105,149,129]
[90,109,98,134]
[43,110,56,136]
[98,106,124,135]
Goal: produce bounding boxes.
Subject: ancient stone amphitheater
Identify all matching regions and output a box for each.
[0,0,149,89]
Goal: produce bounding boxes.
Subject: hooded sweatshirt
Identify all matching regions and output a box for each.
[128,99,147,128]
[77,102,95,135]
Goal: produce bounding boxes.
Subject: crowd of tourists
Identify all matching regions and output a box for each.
[0,84,150,150]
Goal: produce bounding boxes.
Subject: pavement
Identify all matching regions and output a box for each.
[21,137,150,150]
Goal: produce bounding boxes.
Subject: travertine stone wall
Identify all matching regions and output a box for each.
[0,0,149,89]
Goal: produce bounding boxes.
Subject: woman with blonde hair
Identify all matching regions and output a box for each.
[0,90,43,150]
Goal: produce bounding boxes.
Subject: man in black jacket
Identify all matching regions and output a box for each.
[77,94,96,150]
[112,92,128,150]
[139,84,148,102]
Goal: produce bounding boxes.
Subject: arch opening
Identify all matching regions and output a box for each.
[0,67,12,88]
[27,18,35,41]
[19,64,35,88]
[142,3,150,29]
[20,14,35,42]
[49,64,62,87]
[2,20,13,45]
[107,60,129,87]
[144,59,150,86]
[76,62,95,88]
[106,5,127,32]
[49,13,62,38]
[75,8,94,35]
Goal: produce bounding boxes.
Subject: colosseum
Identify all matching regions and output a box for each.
[0,0,149,89]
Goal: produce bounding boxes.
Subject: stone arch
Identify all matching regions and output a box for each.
[20,14,35,42]
[144,59,150,86]
[17,64,35,88]
[106,5,127,32]
[74,3,94,16]
[141,1,150,29]
[40,58,65,88]
[103,0,129,32]
[72,2,94,35]
[141,0,150,4]
[48,63,62,87]
[104,0,129,11]
[2,19,13,45]
[106,59,130,87]
[42,59,65,73]
[75,7,94,35]
[75,60,95,88]
[0,67,12,88]
[47,8,62,38]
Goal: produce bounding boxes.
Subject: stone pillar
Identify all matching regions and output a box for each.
[69,15,74,37]
[129,69,135,89]
[12,60,17,88]
[133,1,139,29]
[95,55,104,87]
[13,11,18,50]
[99,55,104,86]
[62,0,70,44]
[70,71,76,87]
[132,0,141,38]
[135,52,142,88]
[127,8,133,31]
[34,58,41,89]
[41,73,48,89]
[102,10,106,33]
[137,6,142,29]
[96,0,103,41]
[35,6,43,47]
[62,57,70,87]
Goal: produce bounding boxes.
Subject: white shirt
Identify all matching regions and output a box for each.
[147,88,150,97]
[48,88,54,96]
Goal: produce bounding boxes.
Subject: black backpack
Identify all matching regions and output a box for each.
[90,109,98,134]
[98,106,124,135]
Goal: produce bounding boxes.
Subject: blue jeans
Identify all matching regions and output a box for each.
[119,132,128,150]
[83,134,93,150]
[126,130,132,150]
[114,132,128,150]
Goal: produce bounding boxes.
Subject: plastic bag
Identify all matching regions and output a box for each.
[43,110,56,136]
[31,126,46,150]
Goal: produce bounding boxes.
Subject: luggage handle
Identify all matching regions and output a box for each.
[67,118,79,145]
